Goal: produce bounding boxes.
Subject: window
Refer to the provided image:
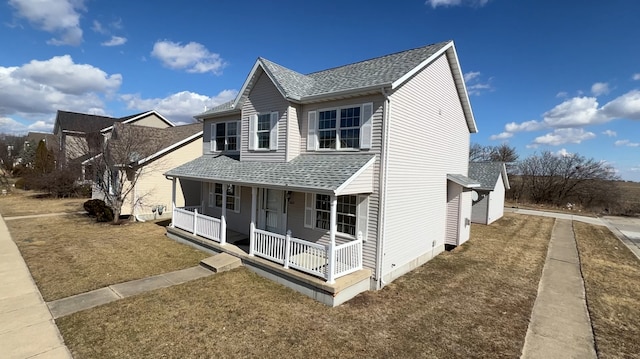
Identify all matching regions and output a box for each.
[307,103,373,151]
[211,121,239,152]
[304,194,367,239]
[248,112,278,151]
[256,114,271,149]
[208,183,240,212]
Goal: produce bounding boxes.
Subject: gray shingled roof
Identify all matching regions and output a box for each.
[468,162,509,191]
[166,154,375,194]
[54,110,152,134]
[198,41,451,117]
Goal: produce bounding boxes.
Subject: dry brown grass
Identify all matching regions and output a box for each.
[7,214,208,301]
[0,189,85,217]
[574,222,640,358]
[57,213,553,358]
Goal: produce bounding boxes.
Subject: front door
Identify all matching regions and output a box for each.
[263,189,286,234]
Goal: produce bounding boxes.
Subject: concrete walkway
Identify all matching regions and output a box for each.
[505,207,605,226]
[0,214,72,359]
[521,219,597,358]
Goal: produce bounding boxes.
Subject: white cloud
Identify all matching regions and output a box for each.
[426,0,489,8]
[614,139,640,147]
[8,0,85,46]
[120,89,238,123]
[602,130,617,137]
[13,55,121,95]
[633,73,640,81]
[101,36,127,47]
[463,71,480,82]
[556,148,572,157]
[531,128,596,147]
[91,20,106,34]
[0,116,54,134]
[505,120,544,132]
[591,82,610,96]
[463,71,493,96]
[151,40,226,74]
[556,91,568,98]
[541,96,605,127]
[489,132,513,140]
[601,90,640,120]
[0,55,120,117]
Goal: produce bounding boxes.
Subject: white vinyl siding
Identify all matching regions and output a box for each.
[487,175,506,224]
[382,54,472,280]
[306,102,373,151]
[446,182,461,246]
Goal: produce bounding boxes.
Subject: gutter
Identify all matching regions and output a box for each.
[376,87,392,289]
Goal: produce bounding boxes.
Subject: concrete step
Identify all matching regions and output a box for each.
[200,253,242,273]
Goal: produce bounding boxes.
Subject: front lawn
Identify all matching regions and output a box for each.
[57,213,553,358]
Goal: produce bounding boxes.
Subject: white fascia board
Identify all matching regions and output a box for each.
[501,164,511,190]
[134,131,203,167]
[334,156,376,195]
[194,107,241,120]
[81,152,103,165]
[446,43,478,134]
[232,60,264,110]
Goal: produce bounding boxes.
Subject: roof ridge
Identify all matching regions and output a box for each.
[305,40,451,76]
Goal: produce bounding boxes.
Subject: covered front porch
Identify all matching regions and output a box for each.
[165,153,376,284]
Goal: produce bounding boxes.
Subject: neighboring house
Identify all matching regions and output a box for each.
[468,162,510,225]
[53,110,174,173]
[91,122,203,219]
[165,40,479,305]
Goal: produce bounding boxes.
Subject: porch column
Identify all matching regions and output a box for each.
[220,184,227,245]
[327,195,337,283]
[170,177,176,228]
[249,186,257,256]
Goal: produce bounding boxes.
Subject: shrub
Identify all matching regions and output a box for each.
[14,177,27,190]
[83,199,114,222]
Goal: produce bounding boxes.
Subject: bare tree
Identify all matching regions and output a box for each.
[514,151,619,210]
[86,123,166,223]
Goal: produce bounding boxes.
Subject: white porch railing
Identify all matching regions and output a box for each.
[172,207,221,242]
[253,229,363,281]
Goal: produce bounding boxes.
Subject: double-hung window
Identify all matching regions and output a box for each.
[304,193,368,240]
[249,112,279,151]
[211,121,239,152]
[208,183,240,212]
[307,103,373,151]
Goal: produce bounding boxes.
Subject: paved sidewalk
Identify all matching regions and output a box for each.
[521,219,597,358]
[505,207,605,226]
[0,214,72,359]
[48,266,214,318]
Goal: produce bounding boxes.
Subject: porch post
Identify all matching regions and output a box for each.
[249,186,257,256]
[220,184,227,245]
[327,195,337,283]
[170,177,176,228]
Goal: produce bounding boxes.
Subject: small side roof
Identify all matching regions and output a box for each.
[53,110,120,134]
[447,174,480,188]
[468,162,511,191]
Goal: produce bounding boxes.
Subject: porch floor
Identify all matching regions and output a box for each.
[166,226,372,305]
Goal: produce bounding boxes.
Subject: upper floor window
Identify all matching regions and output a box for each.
[249,112,279,151]
[308,103,373,151]
[211,121,240,152]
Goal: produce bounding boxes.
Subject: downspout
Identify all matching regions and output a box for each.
[376,87,392,289]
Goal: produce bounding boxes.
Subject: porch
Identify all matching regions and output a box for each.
[170,205,364,283]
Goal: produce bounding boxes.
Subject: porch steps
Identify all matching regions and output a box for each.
[199,253,242,273]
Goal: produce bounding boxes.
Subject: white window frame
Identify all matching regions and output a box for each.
[248,112,279,151]
[209,182,240,213]
[210,121,240,152]
[307,103,373,151]
[304,193,368,240]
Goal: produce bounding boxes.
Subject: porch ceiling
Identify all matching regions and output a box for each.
[165,154,376,195]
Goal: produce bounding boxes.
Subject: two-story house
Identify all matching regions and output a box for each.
[165,40,479,306]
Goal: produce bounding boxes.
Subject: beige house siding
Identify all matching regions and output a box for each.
[124,137,203,217]
[129,113,173,128]
[382,53,471,281]
[240,71,289,162]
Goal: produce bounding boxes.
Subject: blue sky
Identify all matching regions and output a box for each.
[1,0,639,180]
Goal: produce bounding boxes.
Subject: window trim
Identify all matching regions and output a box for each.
[210,121,240,152]
[304,193,368,240]
[307,102,373,151]
[208,182,240,213]
[248,112,279,151]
